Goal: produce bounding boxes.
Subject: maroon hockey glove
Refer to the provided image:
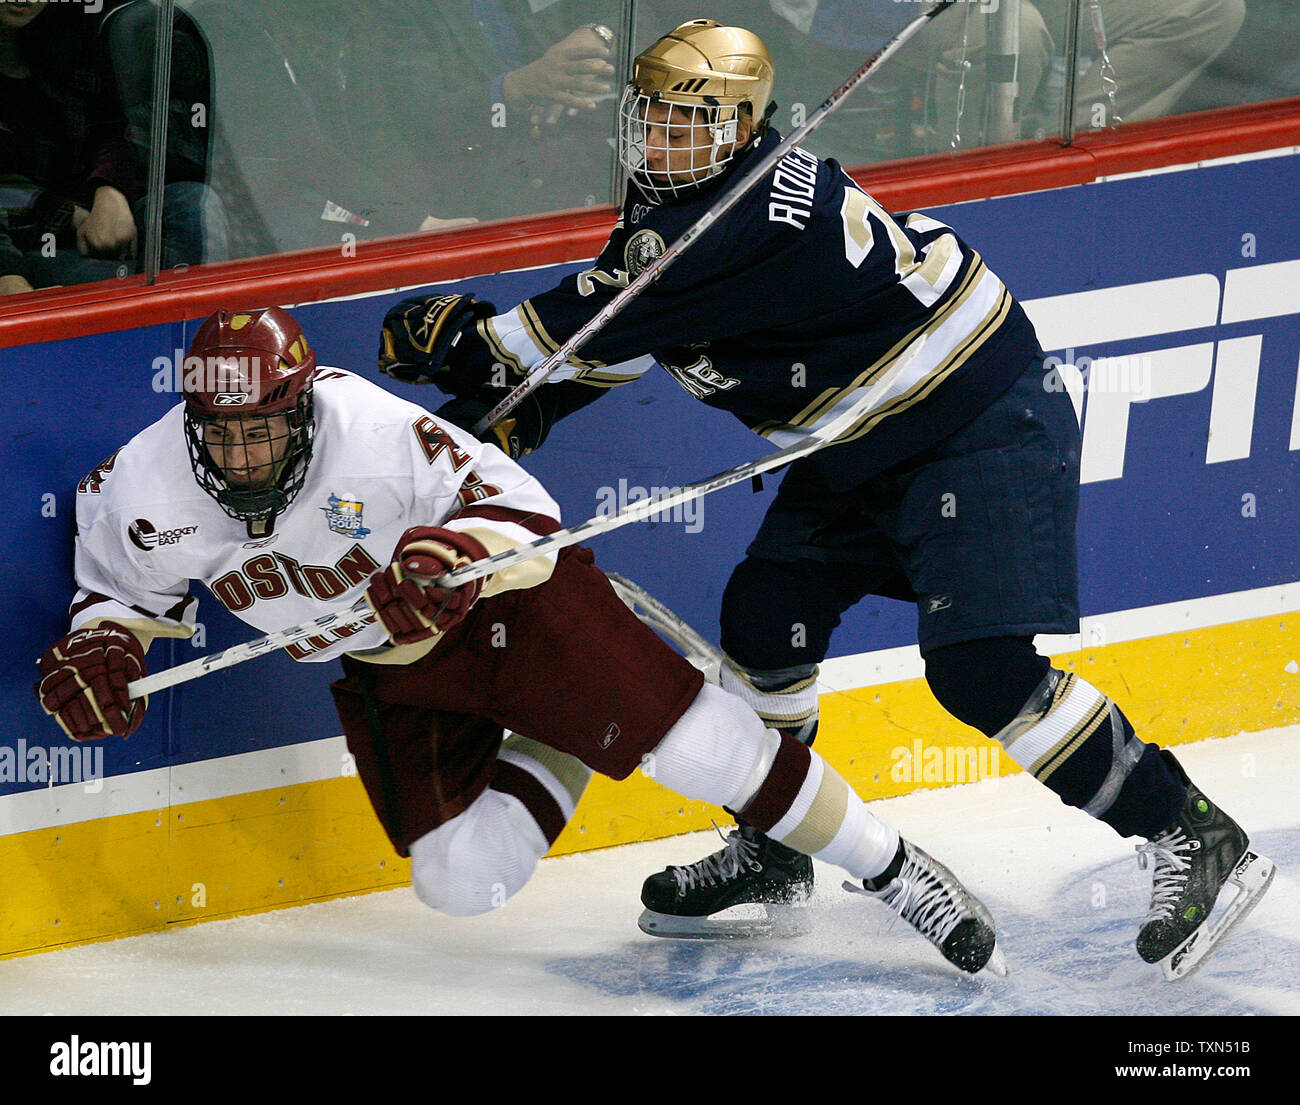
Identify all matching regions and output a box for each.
[365,527,492,645]
[36,622,148,741]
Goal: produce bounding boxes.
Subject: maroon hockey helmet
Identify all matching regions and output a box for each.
[181,307,318,523]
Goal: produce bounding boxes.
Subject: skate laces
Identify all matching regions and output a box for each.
[1136,829,1193,922]
[671,824,762,895]
[856,850,966,945]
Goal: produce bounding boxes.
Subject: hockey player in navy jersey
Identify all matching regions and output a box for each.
[376,19,1273,979]
[36,305,1018,976]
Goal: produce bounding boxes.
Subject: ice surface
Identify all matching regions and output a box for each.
[1,729,1295,1017]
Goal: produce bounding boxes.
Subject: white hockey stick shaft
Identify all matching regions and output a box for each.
[606,572,724,677]
[470,1,956,435]
[127,337,923,700]
[443,338,922,590]
[126,598,376,699]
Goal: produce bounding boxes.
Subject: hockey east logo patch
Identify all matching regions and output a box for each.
[128,518,198,550]
[320,494,371,539]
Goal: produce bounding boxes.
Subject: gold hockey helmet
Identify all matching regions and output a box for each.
[618,19,775,203]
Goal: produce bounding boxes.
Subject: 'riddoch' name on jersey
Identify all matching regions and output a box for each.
[458,128,1043,488]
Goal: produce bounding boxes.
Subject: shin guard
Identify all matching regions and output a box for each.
[994,670,1183,837]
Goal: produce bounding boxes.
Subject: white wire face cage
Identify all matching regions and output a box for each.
[617,85,746,204]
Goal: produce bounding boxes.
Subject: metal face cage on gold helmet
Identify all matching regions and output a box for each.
[618,19,775,204]
[181,307,317,524]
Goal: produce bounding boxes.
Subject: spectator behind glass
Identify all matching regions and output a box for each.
[179,0,621,261]
[349,0,624,223]
[177,0,478,260]
[1036,0,1246,129]
[635,1,1055,163]
[99,0,231,271]
[1176,0,1300,113]
[1,0,141,296]
[640,1,1245,160]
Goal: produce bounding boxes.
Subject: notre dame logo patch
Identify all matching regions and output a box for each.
[623,229,666,277]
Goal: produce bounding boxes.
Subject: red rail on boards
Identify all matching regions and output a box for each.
[2,98,1298,348]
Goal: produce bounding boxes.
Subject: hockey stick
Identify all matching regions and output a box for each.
[606,572,723,680]
[469,1,956,436]
[126,337,923,700]
[437,335,922,591]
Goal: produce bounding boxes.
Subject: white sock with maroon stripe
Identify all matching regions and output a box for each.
[646,684,899,881]
[408,734,590,917]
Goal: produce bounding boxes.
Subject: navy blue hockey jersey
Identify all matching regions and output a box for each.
[458,129,1043,489]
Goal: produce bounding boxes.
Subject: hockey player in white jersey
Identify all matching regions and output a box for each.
[36,305,1008,975]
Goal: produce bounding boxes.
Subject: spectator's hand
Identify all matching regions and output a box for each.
[76,186,138,260]
[502,27,615,124]
[0,274,36,296]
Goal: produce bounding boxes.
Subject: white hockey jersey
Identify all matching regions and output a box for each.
[69,369,562,663]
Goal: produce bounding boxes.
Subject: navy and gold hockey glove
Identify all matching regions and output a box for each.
[377,293,496,383]
[435,393,534,460]
[436,379,606,460]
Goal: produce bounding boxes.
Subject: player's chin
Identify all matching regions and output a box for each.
[224,472,276,490]
[648,168,710,191]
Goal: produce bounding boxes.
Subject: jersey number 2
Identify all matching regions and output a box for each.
[839,182,961,308]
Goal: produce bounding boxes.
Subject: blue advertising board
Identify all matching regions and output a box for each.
[3,148,1299,797]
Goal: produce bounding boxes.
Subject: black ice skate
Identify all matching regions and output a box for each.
[1135,752,1275,982]
[846,838,1007,976]
[638,823,814,938]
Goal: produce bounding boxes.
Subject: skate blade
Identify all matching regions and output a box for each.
[843,880,1009,978]
[1160,849,1276,983]
[637,903,811,940]
[984,944,1011,978]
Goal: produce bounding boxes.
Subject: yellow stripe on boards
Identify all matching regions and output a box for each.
[3,612,1295,958]
[0,778,404,960]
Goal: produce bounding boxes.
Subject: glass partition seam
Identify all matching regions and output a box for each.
[1061,0,1082,146]
[143,0,178,284]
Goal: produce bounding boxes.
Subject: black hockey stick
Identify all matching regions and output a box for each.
[469,2,956,435]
